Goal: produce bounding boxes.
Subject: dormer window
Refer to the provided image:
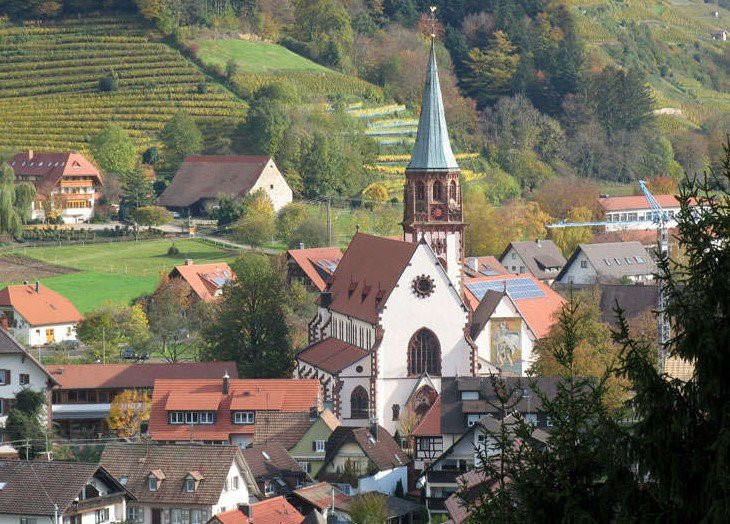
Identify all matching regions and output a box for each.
[184,471,203,492]
[461,391,479,401]
[148,469,165,492]
[233,411,255,424]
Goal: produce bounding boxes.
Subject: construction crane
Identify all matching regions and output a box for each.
[547,180,671,371]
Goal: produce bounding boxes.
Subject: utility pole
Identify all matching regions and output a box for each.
[326,196,332,246]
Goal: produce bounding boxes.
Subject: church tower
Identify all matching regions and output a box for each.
[403,40,465,288]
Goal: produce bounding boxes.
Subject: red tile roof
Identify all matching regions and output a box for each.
[0,284,82,326]
[463,274,564,339]
[324,233,417,323]
[287,247,343,291]
[296,338,368,375]
[597,194,682,212]
[158,155,274,207]
[10,151,102,194]
[169,262,234,302]
[149,379,321,441]
[213,497,304,524]
[46,361,237,390]
[412,397,441,437]
[464,256,507,277]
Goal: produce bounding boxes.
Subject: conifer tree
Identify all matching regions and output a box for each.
[612,140,730,520]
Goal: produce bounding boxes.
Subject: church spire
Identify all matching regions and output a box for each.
[407,39,459,172]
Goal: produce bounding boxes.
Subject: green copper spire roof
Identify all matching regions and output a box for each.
[407,40,459,172]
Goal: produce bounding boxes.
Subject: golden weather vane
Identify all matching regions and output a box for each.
[429,5,437,40]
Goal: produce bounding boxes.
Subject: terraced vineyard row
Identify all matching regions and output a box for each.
[0,16,246,153]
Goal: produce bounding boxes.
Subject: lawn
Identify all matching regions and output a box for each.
[196,39,331,73]
[3,239,239,312]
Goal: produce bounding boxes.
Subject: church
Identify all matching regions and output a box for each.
[294,41,562,434]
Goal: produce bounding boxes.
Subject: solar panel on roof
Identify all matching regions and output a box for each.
[466,278,545,301]
[209,276,229,287]
[316,259,339,273]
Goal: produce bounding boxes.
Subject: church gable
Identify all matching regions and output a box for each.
[378,242,471,379]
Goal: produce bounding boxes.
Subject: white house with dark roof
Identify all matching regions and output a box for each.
[294,41,475,436]
[0,461,133,522]
[100,442,259,523]
[158,155,292,214]
[557,241,656,285]
[499,239,566,284]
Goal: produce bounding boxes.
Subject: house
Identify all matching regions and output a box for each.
[597,194,691,231]
[101,442,260,523]
[240,443,310,498]
[208,497,305,524]
[556,241,657,285]
[419,411,548,520]
[9,150,103,224]
[148,377,322,448]
[317,424,410,496]
[463,256,507,278]
[498,240,566,284]
[0,282,82,346]
[288,408,341,477]
[463,274,565,376]
[0,461,133,522]
[0,328,58,448]
[712,29,727,41]
[286,247,343,292]
[289,482,352,523]
[169,260,235,302]
[158,155,292,214]
[414,375,559,515]
[412,397,442,472]
[47,361,236,438]
[442,469,492,524]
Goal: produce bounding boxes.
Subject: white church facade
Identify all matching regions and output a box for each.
[294,40,560,434]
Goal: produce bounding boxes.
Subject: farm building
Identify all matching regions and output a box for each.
[158,155,292,214]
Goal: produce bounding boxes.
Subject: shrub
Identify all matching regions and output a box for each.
[98,74,118,92]
[142,147,159,165]
[187,43,200,56]
[196,82,208,94]
[167,244,180,256]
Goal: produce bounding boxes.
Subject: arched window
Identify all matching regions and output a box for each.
[408,328,441,376]
[433,181,443,201]
[350,386,369,419]
[449,180,457,200]
[416,181,425,200]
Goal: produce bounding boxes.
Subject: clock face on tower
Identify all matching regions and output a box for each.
[430,205,446,221]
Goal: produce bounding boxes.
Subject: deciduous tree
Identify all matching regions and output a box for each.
[550,205,594,256]
[161,111,203,167]
[130,205,173,229]
[233,189,275,247]
[2,389,48,459]
[90,124,137,175]
[107,389,151,439]
[202,254,294,378]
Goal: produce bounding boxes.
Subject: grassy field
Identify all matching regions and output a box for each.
[1,239,238,312]
[196,39,330,73]
[0,16,246,153]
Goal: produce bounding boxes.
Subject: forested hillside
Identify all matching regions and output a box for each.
[0,0,728,230]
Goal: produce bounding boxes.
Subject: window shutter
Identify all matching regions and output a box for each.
[312,441,317,452]
[4,370,8,385]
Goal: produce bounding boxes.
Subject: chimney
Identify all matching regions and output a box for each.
[309,406,318,421]
[369,418,378,442]
[299,242,304,250]
[28,149,33,160]
[239,504,253,522]
[222,371,230,395]
[536,239,541,247]
[185,258,194,266]
[35,281,40,293]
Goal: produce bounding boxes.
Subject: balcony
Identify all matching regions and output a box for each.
[425,496,447,512]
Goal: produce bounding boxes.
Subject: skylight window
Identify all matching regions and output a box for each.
[0,482,6,490]
[262,451,271,460]
[614,258,621,265]
[635,256,645,263]
[604,259,612,266]
[368,435,376,444]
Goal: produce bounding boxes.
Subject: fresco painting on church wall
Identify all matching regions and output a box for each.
[490,318,522,374]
